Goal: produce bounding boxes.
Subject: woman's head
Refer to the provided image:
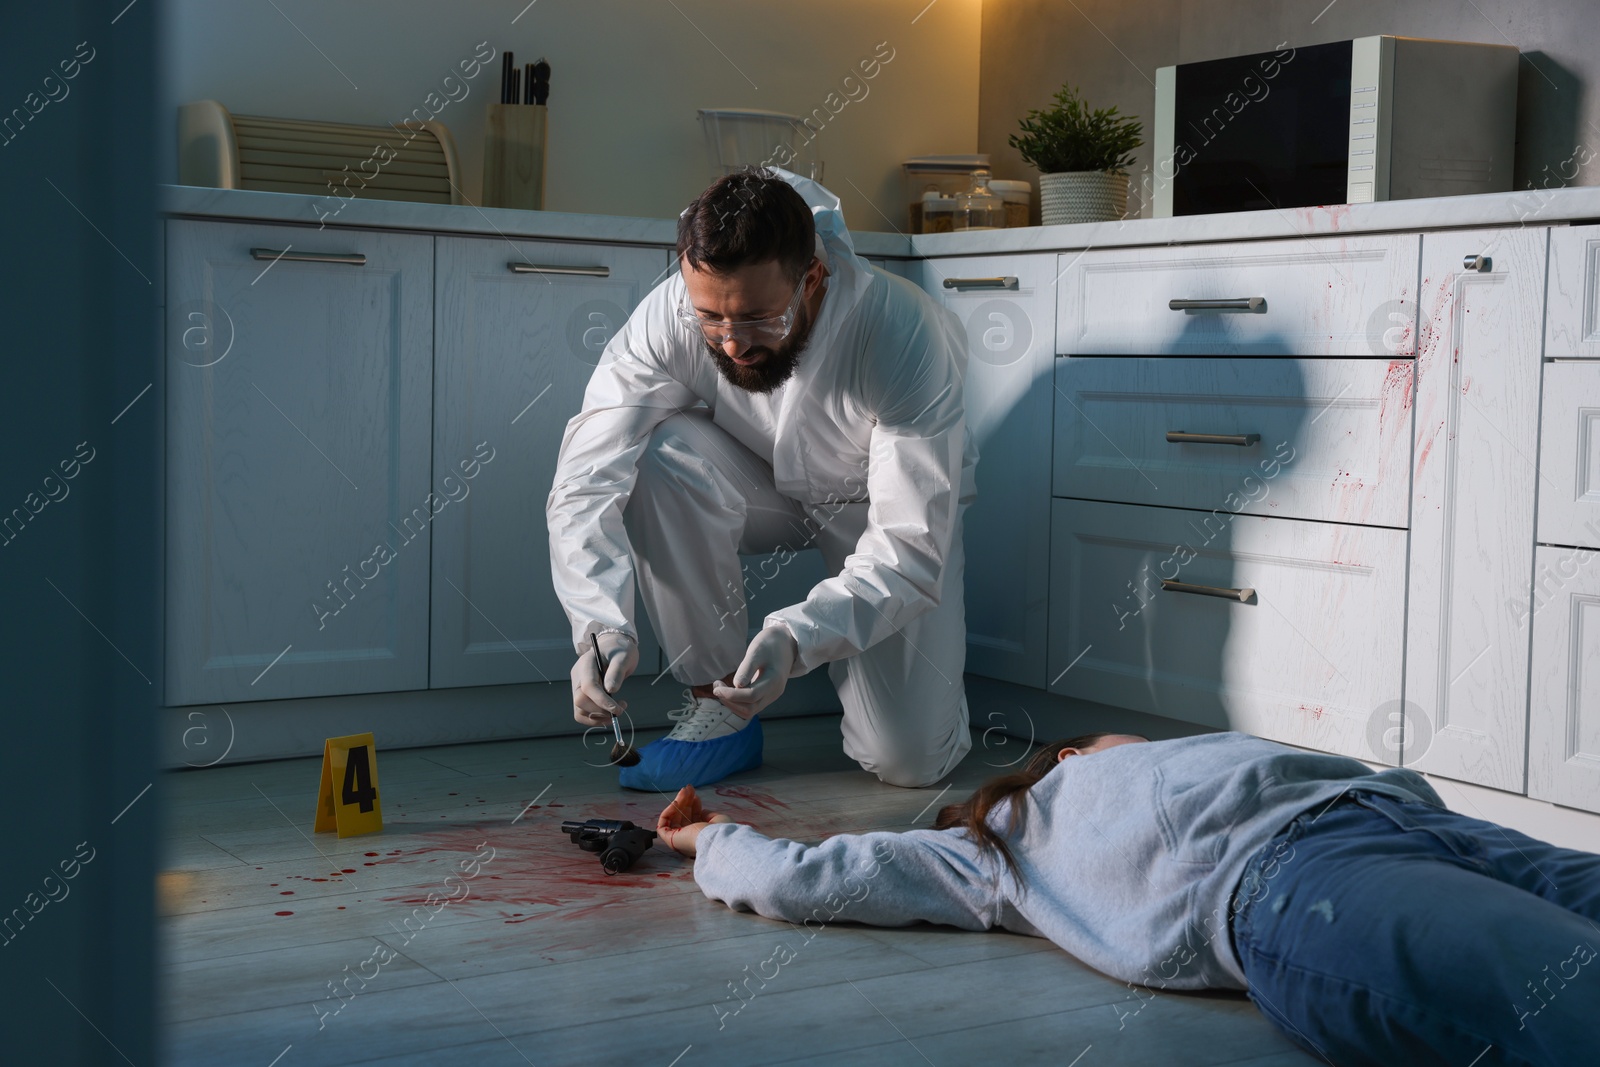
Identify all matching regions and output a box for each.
[933,732,1151,883]
[1051,733,1149,760]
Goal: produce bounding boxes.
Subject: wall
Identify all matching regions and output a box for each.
[1,1,162,1061]
[979,0,1600,219]
[158,0,983,231]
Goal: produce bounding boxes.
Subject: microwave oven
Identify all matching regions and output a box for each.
[1152,36,1519,217]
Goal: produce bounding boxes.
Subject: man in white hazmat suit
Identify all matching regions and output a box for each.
[546,166,978,791]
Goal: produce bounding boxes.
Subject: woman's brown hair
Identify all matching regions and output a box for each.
[932,734,1112,887]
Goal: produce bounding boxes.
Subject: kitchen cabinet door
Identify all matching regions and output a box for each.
[868,258,915,280]
[1546,223,1600,358]
[1527,544,1600,815]
[1536,361,1600,549]
[165,220,434,704]
[913,255,1055,688]
[1404,227,1546,791]
[430,236,671,688]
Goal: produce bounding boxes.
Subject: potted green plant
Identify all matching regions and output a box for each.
[1009,83,1143,225]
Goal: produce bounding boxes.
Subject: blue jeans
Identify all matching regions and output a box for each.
[1228,789,1600,1067]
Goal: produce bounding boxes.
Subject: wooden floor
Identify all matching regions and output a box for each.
[159,714,1320,1066]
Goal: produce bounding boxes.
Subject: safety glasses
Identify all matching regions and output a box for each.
[676,261,815,346]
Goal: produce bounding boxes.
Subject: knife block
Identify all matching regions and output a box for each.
[483,103,548,210]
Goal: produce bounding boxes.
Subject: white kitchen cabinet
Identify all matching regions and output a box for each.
[1046,498,1406,760]
[429,236,671,688]
[1053,357,1413,527]
[1403,227,1547,791]
[1529,360,1600,815]
[165,220,434,704]
[867,257,915,280]
[1546,224,1600,358]
[1056,234,1420,357]
[915,254,1055,688]
[1528,544,1600,813]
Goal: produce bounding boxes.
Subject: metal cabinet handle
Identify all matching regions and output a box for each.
[1161,578,1255,603]
[1169,297,1265,311]
[509,262,611,277]
[1463,254,1491,272]
[1166,430,1261,447]
[251,248,366,266]
[943,277,1018,290]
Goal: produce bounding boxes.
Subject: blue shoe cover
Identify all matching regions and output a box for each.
[618,716,763,792]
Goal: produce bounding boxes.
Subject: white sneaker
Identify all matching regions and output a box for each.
[662,688,755,742]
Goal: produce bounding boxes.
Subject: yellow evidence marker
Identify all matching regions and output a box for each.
[314,732,383,837]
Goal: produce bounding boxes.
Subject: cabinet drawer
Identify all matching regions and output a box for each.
[1053,357,1413,527]
[1547,225,1600,357]
[1538,361,1600,550]
[1056,234,1419,356]
[1046,498,1405,761]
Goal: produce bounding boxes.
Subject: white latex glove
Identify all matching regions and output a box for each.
[571,631,639,727]
[712,625,798,719]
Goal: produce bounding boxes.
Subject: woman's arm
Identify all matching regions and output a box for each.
[658,786,1001,932]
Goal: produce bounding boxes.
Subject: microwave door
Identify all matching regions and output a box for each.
[1171,40,1353,215]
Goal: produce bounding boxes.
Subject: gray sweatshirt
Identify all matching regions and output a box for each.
[691,731,1444,990]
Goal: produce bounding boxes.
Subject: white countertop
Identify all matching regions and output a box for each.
[912,184,1600,256]
[159,183,1600,258]
[156,184,915,256]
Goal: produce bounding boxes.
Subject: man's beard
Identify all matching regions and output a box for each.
[706,299,816,394]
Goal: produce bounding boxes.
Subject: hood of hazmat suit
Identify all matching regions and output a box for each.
[545,167,979,678]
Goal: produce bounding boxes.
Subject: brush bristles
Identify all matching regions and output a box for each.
[611,742,641,767]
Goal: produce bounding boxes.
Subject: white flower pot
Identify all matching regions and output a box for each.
[1038,170,1129,225]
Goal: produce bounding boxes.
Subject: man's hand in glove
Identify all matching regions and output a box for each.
[571,630,640,726]
[712,624,798,719]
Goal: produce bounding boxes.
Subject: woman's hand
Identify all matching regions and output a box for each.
[656,785,736,857]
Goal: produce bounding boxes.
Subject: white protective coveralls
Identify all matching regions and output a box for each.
[545,169,979,786]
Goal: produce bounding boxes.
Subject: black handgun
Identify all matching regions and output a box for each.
[560,818,656,874]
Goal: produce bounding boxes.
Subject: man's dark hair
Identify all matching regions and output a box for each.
[677,167,815,283]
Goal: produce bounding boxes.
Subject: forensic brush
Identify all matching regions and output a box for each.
[590,632,640,767]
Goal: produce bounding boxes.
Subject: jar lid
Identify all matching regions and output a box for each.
[989,179,1031,194]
